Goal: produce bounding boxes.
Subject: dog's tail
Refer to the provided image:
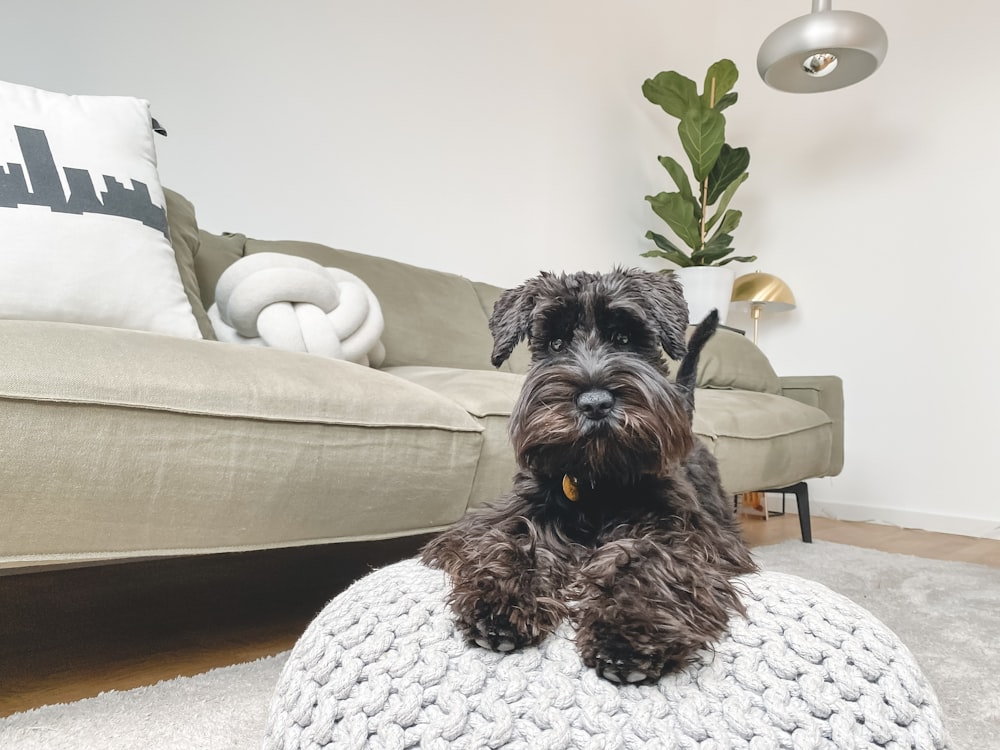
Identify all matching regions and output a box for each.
[676,308,719,420]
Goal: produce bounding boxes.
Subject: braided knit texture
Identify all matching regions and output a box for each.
[264,559,948,750]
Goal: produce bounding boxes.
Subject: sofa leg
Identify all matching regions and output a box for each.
[790,482,812,543]
[763,482,812,543]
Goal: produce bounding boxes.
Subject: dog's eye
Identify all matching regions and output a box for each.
[612,331,630,347]
[549,338,566,352]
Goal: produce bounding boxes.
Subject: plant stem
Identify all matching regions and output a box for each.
[699,77,716,252]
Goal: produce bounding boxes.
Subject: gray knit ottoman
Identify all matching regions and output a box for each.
[264,559,948,749]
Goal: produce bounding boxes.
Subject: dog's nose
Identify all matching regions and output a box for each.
[576,388,615,420]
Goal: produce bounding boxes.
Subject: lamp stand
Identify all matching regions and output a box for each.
[749,303,763,345]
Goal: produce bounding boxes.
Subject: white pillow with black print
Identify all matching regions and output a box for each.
[0,80,202,338]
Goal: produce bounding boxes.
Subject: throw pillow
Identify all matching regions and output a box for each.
[0,80,202,338]
[667,326,781,394]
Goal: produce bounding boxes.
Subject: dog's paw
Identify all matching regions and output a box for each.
[576,622,692,686]
[470,613,522,653]
[583,633,672,685]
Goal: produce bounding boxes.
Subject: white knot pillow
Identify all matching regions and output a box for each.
[208,252,386,367]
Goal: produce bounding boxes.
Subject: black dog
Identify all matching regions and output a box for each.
[421,269,757,684]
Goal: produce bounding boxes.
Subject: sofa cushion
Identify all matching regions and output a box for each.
[0,320,484,567]
[245,241,494,370]
[385,365,833,499]
[193,234,498,371]
[0,80,201,339]
[194,230,249,308]
[697,328,782,394]
[384,365,522,418]
[164,188,216,339]
[693,389,833,494]
[384,366,523,509]
[471,281,532,374]
[668,327,781,395]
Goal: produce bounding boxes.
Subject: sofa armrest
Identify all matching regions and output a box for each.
[779,375,844,476]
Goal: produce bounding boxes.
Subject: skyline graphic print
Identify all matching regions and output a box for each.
[0,125,168,237]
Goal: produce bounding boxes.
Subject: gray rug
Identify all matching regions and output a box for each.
[1,540,995,750]
[753,540,999,749]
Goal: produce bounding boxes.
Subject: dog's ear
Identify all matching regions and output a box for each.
[489,281,536,367]
[632,270,689,360]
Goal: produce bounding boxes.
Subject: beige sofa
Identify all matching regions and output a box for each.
[0,190,843,571]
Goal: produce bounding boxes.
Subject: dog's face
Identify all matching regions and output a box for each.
[489,269,694,485]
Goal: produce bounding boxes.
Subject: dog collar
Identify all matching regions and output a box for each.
[562,474,580,502]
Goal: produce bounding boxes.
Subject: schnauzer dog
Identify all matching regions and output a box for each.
[421,268,757,684]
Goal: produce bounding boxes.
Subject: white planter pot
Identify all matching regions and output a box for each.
[674,266,735,326]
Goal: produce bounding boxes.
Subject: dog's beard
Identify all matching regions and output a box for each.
[510,362,694,485]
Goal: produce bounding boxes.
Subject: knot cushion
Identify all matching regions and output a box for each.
[263,559,948,750]
[209,252,385,366]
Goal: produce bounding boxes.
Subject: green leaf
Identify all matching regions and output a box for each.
[641,247,694,268]
[691,247,733,266]
[714,91,738,113]
[706,171,748,230]
[706,145,750,205]
[645,230,688,255]
[718,254,757,266]
[657,155,693,203]
[677,105,725,182]
[642,71,697,119]
[703,231,733,251]
[643,232,694,267]
[703,59,738,107]
[645,192,701,250]
[707,209,742,238]
[692,232,733,263]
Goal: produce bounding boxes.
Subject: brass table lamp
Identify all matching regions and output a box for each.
[730,272,796,344]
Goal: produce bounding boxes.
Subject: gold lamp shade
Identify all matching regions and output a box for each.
[730,272,796,343]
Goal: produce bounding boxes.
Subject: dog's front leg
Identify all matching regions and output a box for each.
[421,505,569,652]
[573,535,743,684]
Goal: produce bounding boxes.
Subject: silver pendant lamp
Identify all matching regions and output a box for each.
[757,0,888,93]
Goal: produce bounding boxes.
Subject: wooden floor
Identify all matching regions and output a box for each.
[2,516,998,717]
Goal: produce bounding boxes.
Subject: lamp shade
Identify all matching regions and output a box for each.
[757,0,887,93]
[730,272,796,312]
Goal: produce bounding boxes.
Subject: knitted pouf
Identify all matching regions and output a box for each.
[264,560,949,750]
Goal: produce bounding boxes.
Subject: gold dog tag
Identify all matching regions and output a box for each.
[562,474,580,502]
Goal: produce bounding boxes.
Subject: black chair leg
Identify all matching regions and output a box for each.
[791,482,812,543]
[765,482,812,542]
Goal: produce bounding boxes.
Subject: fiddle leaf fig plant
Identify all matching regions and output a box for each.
[641,59,757,268]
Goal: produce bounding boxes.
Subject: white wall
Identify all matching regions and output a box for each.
[716,1,1000,537]
[3,1,998,537]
